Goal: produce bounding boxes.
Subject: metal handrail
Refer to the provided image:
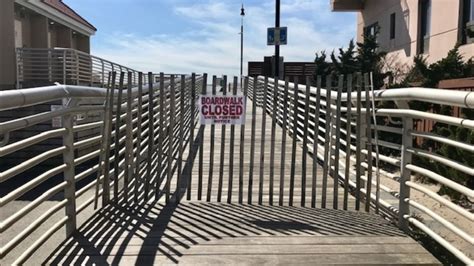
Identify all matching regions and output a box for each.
[249,75,474,264]
[0,72,204,263]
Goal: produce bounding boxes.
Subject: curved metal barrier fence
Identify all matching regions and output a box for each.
[248,75,473,264]
[0,72,203,264]
[0,72,472,264]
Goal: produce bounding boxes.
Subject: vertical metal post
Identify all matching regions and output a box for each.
[240,4,245,90]
[101,60,105,87]
[269,78,278,205]
[134,72,144,204]
[333,75,343,210]
[217,75,227,202]
[238,77,248,204]
[274,0,280,78]
[289,77,299,206]
[177,75,186,198]
[399,107,412,232]
[101,72,116,206]
[311,77,322,208]
[364,73,373,212]
[258,77,268,205]
[124,72,134,203]
[343,74,353,210]
[187,73,196,200]
[207,75,217,202]
[63,50,67,85]
[355,73,363,211]
[198,74,208,200]
[301,77,311,207]
[113,72,125,202]
[145,72,154,202]
[248,76,257,204]
[279,77,289,206]
[321,76,332,209]
[62,99,77,237]
[227,77,238,203]
[156,72,165,197]
[166,75,176,204]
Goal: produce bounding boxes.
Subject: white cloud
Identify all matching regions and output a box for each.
[92,0,356,78]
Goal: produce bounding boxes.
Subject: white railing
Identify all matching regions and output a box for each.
[248,75,473,264]
[0,72,204,264]
[16,48,147,88]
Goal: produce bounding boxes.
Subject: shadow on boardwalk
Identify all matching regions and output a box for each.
[43,199,416,265]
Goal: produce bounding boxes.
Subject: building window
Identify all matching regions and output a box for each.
[390,13,396,39]
[460,0,474,44]
[364,22,379,38]
[418,0,431,54]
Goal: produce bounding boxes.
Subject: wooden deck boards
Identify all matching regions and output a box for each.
[44,202,439,265]
[44,99,439,265]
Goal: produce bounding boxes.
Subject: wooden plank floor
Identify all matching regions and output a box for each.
[44,202,439,265]
[44,98,440,265]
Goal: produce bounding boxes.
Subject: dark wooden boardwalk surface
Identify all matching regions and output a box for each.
[44,99,439,265]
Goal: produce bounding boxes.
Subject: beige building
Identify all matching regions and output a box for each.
[0,0,96,89]
[332,0,474,78]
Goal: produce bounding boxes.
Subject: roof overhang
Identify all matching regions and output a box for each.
[15,0,95,36]
[331,0,364,12]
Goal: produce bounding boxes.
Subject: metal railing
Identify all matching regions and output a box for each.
[248,75,473,264]
[16,48,147,88]
[1,71,473,264]
[0,72,204,264]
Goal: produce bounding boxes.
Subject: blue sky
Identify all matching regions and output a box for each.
[67,0,356,77]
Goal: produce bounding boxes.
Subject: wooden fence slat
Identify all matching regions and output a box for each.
[145,72,154,202]
[301,76,311,207]
[186,73,196,200]
[269,78,278,205]
[355,73,363,211]
[289,76,299,206]
[206,75,217,202]
[364,73,373,212]
[333,75,343,209]
[198,74,208,200]
[279,78,290,206]
[217,75,227,202]
[113,72,125,203]
[343,74,353,210]
[258,77,268,205]
[247,77,257,204]
[166,75,176,204]
[321,75,332,209]
[227,77,238,203]
[312,77,322,208]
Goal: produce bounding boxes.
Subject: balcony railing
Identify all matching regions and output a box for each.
[16,48,146,88]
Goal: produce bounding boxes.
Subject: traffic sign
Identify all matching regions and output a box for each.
[267,27,288,45]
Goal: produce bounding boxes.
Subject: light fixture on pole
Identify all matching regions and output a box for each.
[240,3,245,90]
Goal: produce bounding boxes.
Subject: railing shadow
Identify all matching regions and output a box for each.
[43,200,406,265]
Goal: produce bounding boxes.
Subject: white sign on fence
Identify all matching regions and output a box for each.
[198,95,246,125]
[51,105,63,128]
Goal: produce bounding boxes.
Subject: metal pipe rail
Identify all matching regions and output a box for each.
[16,48,146,89]
[0,72,204,264]
[249,75,474,264]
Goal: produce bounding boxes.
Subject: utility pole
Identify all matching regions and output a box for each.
[240,4,245,90]
[274,0,280,78]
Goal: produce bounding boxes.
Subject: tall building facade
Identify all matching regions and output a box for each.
[332,0,474,78]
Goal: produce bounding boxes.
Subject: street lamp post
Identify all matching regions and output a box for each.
[240,4,245,90]
[275,0,280,78]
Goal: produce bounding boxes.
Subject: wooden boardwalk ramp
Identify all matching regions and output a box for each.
[44,92,440,265]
